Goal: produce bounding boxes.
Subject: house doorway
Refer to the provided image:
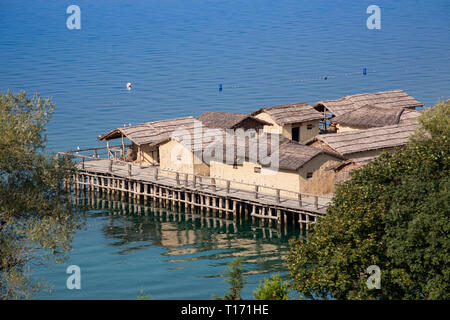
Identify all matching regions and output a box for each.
[292,126,300,142]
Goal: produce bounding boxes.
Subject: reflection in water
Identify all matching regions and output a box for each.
[30,194,306,299]
[78,194,303,277]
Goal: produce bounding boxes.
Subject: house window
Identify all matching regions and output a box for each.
[306,172,313,179]
[254,167,261,173]
[307,124,313,130]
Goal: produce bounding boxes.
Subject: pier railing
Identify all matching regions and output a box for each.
[59,144,132,162]
[58,148,332,211]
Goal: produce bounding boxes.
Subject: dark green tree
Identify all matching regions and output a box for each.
[212,258,247,300]
[287,101,450,299]
[0,90,83,299]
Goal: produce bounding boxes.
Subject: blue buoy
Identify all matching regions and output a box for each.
[363,67,367,75]
[219,84,223,91]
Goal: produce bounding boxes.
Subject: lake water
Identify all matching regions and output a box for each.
[0,0,449,299]
[31,195,300,300]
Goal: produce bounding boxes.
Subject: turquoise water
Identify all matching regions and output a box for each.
[1,0,449,299]
[31,195,299,299]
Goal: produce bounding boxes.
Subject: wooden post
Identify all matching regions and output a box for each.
[175,172,180,185]
[193,175,197,188]
[275,189,280,203]
[277,209,281,225]
[206,196,210,214]
[154,168,158,180]
[184,174,188,187]
[191,193,195,209]
[219,198,223,216]
[75,173,79,191]
[81,156,85,169]
[298,194,302,207]
[225,199,230,218]
[107,140,110,159]
[128,181,133,199]
[109,159,113,173]
[143,183,150,203]
[93,149,98,159]
[128,164,132,177]
[211,178,216,192]
[226,181,230,194]
[254,185,259,199]
[137,183,141,200]
[89,176,93,192]
[314,196,318,209]
[121,134,125,160]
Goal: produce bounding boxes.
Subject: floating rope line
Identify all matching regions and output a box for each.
[218,66,449,91]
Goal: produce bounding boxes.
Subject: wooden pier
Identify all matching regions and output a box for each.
[60,148,332,230]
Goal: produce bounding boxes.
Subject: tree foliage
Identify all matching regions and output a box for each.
[253,273,290,300]
[212,258,247,300]
[287,101,450,299]
[0,90,83,299]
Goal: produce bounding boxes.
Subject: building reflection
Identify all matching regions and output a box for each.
[73,195,303,275]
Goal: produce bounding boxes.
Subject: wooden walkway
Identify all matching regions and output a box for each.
[66,158,332,229]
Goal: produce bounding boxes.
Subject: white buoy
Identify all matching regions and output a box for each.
[126,82,132,90]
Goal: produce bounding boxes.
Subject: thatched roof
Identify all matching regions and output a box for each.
[207,134,343,170]
[331,104,405,128]
[326,156,377,171]
[98,116,342,170]
[307,123,417,156]
[197,111,271,130]
[271,137,344,171]
[399,109,422,124]
[251,102,323,125]
[97,116,197,146]
[313,90,423,117]
[98,112,272,147]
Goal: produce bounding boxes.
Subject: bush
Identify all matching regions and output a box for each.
[287,101,450,299]
[253,274,290,300]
